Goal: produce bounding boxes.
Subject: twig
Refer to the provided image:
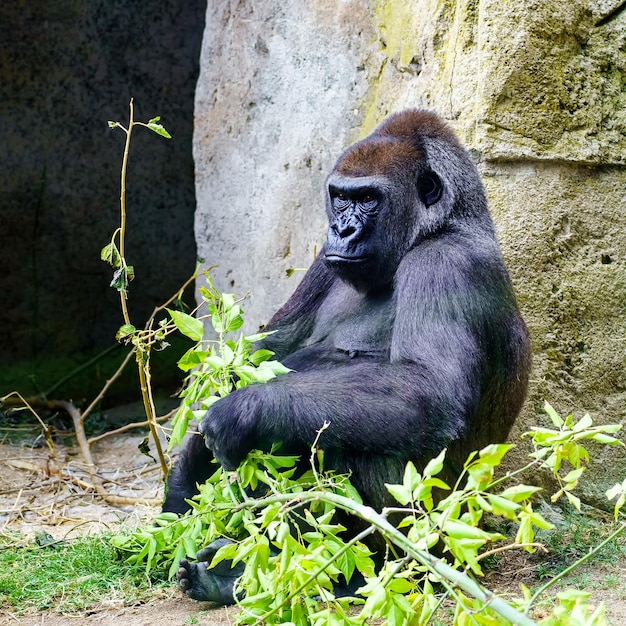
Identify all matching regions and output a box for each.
[44,343,123,397]
[477,542,547,561]
[148,269,200,321]
[309,421,330,488]
[137,361,168,479]
[81,347,134,423]
[51,400,103,492]
[0,392,56,458]
[117,99,133,326]
[87,409,174,445]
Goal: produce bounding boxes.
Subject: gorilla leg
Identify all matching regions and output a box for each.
[162,433,215,515]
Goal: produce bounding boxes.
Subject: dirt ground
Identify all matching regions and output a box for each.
[2,413,626,625]
[0,412,237,626]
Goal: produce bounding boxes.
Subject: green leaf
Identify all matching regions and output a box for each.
[423,449,446,478]
[107,120,119,128]
[222,343,235,364]
[211,311,224,333]
[544,401,564,427]
[249,349,275,366]
[466,462,495,487]
[564,491,582,511]
[497,484,542,502]
[403,461,420,492]
[485,494,520,519]
[146,118,172,139]
[262,361,292,376]
[562,467,585,483]
[116,324,136,340]
[572,412,593,432]
[167,308,204,341]
[591,433,623,445]
[245,331,272,343]
[177,348,209,372]
[443,519,492,541]
[238,360,291,384]
[221,293,236,310]
[110,265,134,292]
[362,584,388,615]
[169,405,194,448]
[478,443,513,466]
[556,588,592,612]
[612,494,626,519]
[388,577,414,594]
[203,354,226,370]
[422,477,450,490]
[516,505,554,548]
[101,242,121,267]
[606,482,623,501]
[241,364,278,384]
[226,313,244,333]
[385,483,412,506]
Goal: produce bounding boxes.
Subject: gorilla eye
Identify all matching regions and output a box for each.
[358,194,379,213]
[333,193,351,211]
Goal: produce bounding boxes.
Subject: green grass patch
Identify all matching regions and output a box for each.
[534,506,626,580]
[0,532,168,614]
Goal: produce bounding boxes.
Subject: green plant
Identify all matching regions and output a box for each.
[166,272,290,449]
[112,401,624,625]
[103,100,177,479]
[528,403,623,512]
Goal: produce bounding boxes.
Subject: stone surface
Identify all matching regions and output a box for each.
[483,162,626,505]
[193,0,376,331]
[0,1,205,398]
[193,0,626,505]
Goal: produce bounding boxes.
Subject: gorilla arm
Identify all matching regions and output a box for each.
[201,333,481,472]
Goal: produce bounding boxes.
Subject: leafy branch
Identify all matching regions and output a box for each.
[103,100,290,488]
[103,99,176,479]
[113,402,623,625]
[166,271,291,449]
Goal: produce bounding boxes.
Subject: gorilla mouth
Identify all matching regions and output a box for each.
[324,253,370,263]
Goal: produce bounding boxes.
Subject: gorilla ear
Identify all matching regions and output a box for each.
[417,171,443,207]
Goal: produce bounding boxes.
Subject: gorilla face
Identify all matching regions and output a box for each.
[323,174,385,289]
[323,166,444,292]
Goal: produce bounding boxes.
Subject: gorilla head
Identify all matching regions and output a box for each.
[323,111,483,292]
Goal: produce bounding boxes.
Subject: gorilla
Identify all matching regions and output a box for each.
[163,109,532,603]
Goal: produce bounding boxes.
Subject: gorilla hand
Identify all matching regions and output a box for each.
[200,387,262,471]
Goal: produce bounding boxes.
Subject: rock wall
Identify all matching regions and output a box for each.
[193,0,376,329]
[194,0,626,504]
[0,1,206,399]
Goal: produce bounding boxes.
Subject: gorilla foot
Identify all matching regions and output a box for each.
[177,539,244,604]
[176,559,238,604]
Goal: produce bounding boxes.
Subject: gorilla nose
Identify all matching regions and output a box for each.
[335,223,357,239]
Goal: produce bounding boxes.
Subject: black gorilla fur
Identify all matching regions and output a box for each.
[164,110,532,602]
